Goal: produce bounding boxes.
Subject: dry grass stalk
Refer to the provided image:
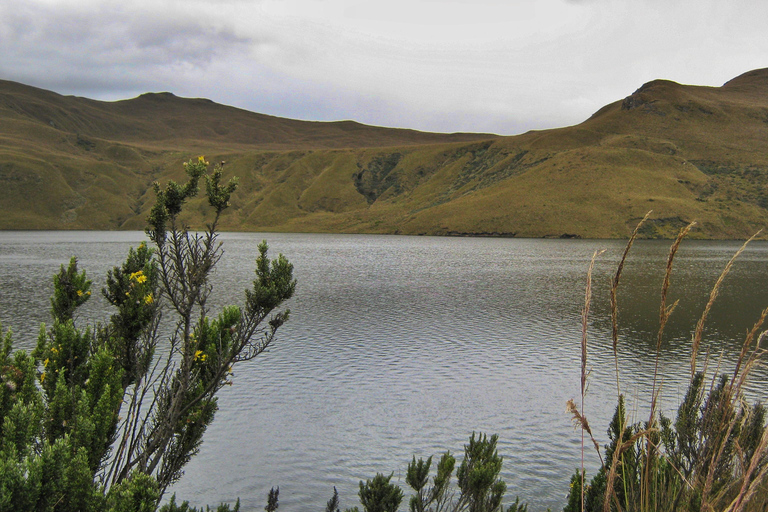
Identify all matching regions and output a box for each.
[657,221,696,351]
[731,311,768,393]
[726,426,768,512]
[691,231,762,379]
[574,219,768,512]
[649,221,696,419]
[638,222,695,509]
[567,398,604,466]
[611,211,651,395]
[579,248,605,512]
[582,249,605,398]
[602,422,653,512]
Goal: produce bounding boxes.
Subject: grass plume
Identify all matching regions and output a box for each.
[691,230,762,379]
[567,219,768,512]
[611,210,651,395]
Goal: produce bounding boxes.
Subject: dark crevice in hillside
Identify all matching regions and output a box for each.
[358,144,556,215]
[474,152,550,189]
[675,103,715,116]
[687,161,768,210]
[0,163,43,184]
[448,145,550,196]
[354,153,403,204]
[690,160,747,175]
[271,151,308,180]
[352,143,543,208]
[76,133,96,151]
[250,152,282,173]
[447,141,500,191]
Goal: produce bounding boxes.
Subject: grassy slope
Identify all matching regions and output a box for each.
[2,70,768,238]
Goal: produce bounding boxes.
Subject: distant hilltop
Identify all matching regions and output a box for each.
[2,69,768,238]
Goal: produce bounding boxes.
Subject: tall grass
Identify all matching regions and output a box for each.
[567,215,768,512]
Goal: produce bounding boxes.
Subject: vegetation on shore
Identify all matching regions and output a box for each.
[565,215,768,511]
[0,158,295,511]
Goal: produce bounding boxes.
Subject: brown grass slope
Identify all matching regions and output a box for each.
[0,79,493,229]
[2,69,768,238]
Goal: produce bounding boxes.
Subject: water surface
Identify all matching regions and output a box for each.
[1,231,767,511]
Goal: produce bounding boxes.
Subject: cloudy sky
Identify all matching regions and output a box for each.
[2,0,766,135]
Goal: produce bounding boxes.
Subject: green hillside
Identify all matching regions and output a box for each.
[2,69,768,238]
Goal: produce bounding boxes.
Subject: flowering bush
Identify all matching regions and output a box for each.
[0,158,295,511]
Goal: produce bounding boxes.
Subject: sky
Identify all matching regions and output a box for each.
[1,0,767,135]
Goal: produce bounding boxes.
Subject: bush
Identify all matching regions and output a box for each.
[344,432,527,512]
[0,157,295,510]
[566,215,768,512]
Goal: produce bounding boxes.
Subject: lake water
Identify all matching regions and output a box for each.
[2,231,768,511]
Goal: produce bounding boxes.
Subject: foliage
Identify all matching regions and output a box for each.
[566,218,768,512]
[0,157,295,510]
[565,377,768,512]
[355,473,404,512]
[326,486,341,512]
[265,487,279,512]
[158,495,240,512]
[344,433,526,512]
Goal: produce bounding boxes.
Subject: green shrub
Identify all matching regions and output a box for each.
[566,215,768,512]
[0,157,295,510]
[345,433,527,512]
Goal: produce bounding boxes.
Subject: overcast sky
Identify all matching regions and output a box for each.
[1,0,766,135]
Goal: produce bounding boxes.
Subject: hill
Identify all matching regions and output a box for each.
[2,70,768,238]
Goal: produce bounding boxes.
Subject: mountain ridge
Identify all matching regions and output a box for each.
[0,79,495,149]
[2,70,768,238]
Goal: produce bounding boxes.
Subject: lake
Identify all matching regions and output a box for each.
[1,231,768,511]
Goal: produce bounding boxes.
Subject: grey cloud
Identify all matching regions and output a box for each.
[0,1,266,96]
[3,0,766,135]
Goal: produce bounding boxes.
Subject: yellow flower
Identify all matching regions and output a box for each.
[194,350,203,361]
[40,372,45,383]
[76,290,83,297]
[86,290,91,296]
[198,155,205,163]
[144,294,154,305]
[129,270,147,283]
[44,358,49,367]
[51,346,59,354]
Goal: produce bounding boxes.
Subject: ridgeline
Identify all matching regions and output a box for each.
[2,69,768,238]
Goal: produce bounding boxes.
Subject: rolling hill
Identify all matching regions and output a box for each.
[2,69,768,238]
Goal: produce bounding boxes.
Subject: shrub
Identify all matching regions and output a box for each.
[0,157,295,510]
[344,432,527,512]
[566,214,768,512]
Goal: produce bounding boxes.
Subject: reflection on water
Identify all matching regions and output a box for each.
[1,231,768,511]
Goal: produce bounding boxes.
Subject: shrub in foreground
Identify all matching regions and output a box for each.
[313,432,527,512]
[0,157,295,510]
[566,216,768,512]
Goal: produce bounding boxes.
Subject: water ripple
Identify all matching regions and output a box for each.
[2,233,768,510]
